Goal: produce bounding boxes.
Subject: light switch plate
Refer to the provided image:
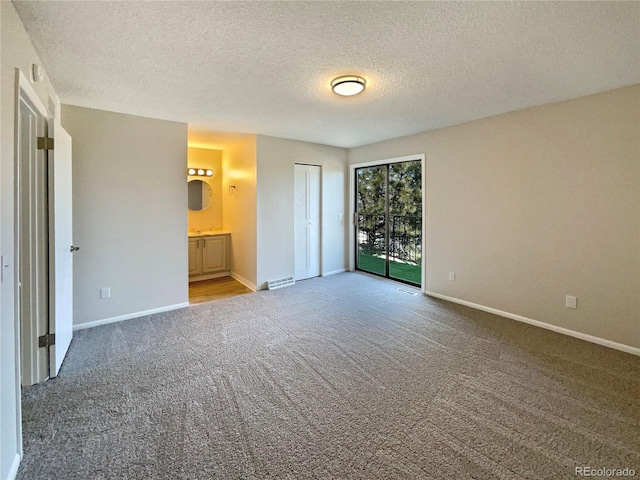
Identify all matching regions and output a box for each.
[565,295,577,309]
[101,287,111,299]
[1,254,11,284]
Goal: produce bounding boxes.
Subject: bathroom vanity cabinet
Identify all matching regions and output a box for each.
[188,233,230,280]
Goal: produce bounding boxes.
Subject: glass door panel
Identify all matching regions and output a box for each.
[356,166,387,276]
[388,161,422,285]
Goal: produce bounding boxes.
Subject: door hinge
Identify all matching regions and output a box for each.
[38,333,55,348]
[37,136,54,150]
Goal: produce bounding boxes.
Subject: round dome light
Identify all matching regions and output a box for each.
[188,168,196,175]
[331,76,366,96]
[197,169,205,176]
[206,169,214,176]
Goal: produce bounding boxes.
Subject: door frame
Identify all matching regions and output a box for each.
[349,154,426,290]
[15,68,50,389]
[13,67,51,460]
[294,163,323,278]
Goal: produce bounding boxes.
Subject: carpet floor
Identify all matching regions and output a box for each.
[17,273,640,479]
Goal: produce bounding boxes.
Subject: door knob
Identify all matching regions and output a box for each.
[70,245,80,252]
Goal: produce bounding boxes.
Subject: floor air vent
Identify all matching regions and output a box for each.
[267,277,295,290]
[396,287,418,296]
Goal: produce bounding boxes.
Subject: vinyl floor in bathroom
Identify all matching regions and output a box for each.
[189,276,253,304]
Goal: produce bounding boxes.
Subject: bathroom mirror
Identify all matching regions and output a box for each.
[188,179,213,211]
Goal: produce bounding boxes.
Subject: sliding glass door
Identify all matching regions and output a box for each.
[356,160,422,286]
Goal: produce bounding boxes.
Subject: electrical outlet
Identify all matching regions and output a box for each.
[449,272,455,281]
[100,287,111,299]
[565,295,577,309]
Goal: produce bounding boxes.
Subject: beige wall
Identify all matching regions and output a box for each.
[256,135,348,290]
[221,135,258,289]
[62,105,189,327]
[349,85,640,349]
[187,147,223,232]
[0,2,62,478]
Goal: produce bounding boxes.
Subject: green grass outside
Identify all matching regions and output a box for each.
[357,253,422,285]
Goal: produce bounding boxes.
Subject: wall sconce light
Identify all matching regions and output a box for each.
[187,168,214,177]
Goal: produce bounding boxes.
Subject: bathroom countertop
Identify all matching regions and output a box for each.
[188,230,231,237]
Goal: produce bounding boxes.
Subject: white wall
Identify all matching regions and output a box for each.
[0,3,62,478]
[256,135,348,290]
[221,135,258,289]
[61,105,189,328]
[349,85,640,350]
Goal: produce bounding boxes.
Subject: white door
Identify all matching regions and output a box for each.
[48,120,74,377]
[294,164,320,280]
[18,90,49,385]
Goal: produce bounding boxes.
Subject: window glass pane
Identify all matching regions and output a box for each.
[356,166,386,276]
[388,161,422,285]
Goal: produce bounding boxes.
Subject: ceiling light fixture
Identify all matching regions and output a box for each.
[331,76,366,96]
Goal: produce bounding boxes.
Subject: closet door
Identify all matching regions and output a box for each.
[294,164,321,280]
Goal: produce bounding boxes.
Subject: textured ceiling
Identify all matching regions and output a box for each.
[13,1,640,148]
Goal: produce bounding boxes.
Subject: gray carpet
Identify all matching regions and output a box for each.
[17,273,640,479]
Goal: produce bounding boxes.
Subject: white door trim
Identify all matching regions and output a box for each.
[13,67,49,461]
[348,154,426,288]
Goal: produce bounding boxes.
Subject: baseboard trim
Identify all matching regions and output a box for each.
[230,271,257,292]
[7,453,21,480]
[322,268,347,277]
[423,290,640,357]
[189,271,230,282]
[73,302,190,331]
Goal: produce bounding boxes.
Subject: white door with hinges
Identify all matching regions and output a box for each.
[48,119,74,377]
[294,164,320,281]
[17,84,50,385]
